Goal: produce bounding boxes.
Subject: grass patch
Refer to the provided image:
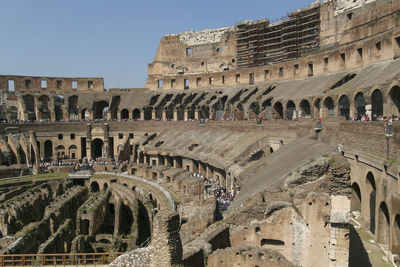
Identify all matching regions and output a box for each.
[0,172,68,186]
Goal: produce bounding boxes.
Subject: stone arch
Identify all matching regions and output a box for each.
[121,109,129,120]
[90,181,100,192]
[389,85,400,114]
[262,98,272,119]
[377,202,390,245]
[91,138,104,159]
[132,109,141,120]
[248,102,260,119]
[393,214,400,254]
[38,95,51,120]
[286,101,296,120]
[199,106,209,120]
[351,182,361,212]
[273,102,283,119]
[44,140,53,161]
[55,145,66,159]
[299,99,311,117]
[54,95,65,121]
[313,98,321,118]
[137,199,151,246]
[235,103,244,120]
[93,101,109,120]
[7,106,18,122]
[166,105,174,120]
[144,107,152,120]
[188,107,195,120]
[103,183,108,191]
[338,95,350,119]
[68,95,79,120]
[366,171,376,234]
[69,145,77,159]
[81,108,90,120]
[371,89,383,120]
[322,97,335,117]
[23,94,36,121]
[354,92,366,119]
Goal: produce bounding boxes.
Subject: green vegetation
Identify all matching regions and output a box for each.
[0,172,68,186]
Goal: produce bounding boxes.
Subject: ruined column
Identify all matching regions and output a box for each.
[49,97,56,122]
[194,110,199,120]
[152,110,156,120]
[113,198,122,239]
[140,109,145,121]
[86,123,92,159]
[162,110,167,120]
[173,110,178,121]
[34,95,40,121]
[184,110,188,121]
[150,211,183,267]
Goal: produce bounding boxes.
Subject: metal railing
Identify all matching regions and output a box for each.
[0,252,123,266]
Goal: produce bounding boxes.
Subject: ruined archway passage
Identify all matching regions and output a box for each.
[132,109,141,120]
[389,85,400,114]
[393,214,400,254]
[354,93,366,119]
[371,89,383,120]
[121,109,129,120]
[366,172,376,235]
[137,200,151,246]
[351,182,361,212]
[44,140,53,161]
[299,99,311,117]
[377,202,390,246]
[273,102,283,119]
[286,101,296,120]
[91,138,104,159]
[323,97,334,117]
[339,95,350,120]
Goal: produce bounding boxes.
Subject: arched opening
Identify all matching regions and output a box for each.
[137,200,151,247]
[354,93,366,119]
[371,89,383,120]
[338,95,350,119]
[55,145,66,160]
[54,95,65,121]
[188,107,195,120]
[261,239,285,247]
[389,85,400,113]
[18,147,27,165]
[323,97,335,117]
[351,182,361,212]
[286,101,296,120]
[273,102,283,119]
[69,145,77,159]
[103,183,108,191]
[377,202,390,246]
[81,109,90,120]
[393,214,400,254]
[166,105,174,120]
[249,102,260,119]
[23,95,36,121]
[68,95,79,120]
[366,172,376,234]
[199,106,210,120]
[299,100,311,118]
[91,139,104,159]
[119,202,134,236]
[262,98,272,119]
[144,107,152,120]
[110,96,121,120]
[121,109,129,120]
[7,106,18,121]
[176,107,185,121]
[132,109,141,120]
[90,182,99,192]
[44,140,53,161]
[38,95,51,120]
[313,98,321,118]
[235,104,244,120]
[93,101,109,120]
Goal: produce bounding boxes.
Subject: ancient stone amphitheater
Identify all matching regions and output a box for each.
[0,0,400,266]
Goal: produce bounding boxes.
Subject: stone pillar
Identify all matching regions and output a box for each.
[152,110,156,120]
[63,97,69,121]
[34,96,40,121]
[150,211,183,267]
[173,158,177,168]
[194,110,199,120]
[140,109,145,121]
[113,198,122,239]
[173,110,178,121]
[117,111,121,121]
[162,110,167,120]
[184,110,188,121]
[104,123,110,158]
[86,124,92,159]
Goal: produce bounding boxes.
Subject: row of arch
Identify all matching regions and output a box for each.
[351,171,400,253]
[6,84,400,122]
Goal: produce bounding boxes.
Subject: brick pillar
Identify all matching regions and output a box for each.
[150,211,183,267]
[140,109,145,121]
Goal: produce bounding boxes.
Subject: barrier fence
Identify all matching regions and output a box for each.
[0,252,123,266]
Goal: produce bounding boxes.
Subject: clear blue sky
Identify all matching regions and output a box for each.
[0,0,313,88]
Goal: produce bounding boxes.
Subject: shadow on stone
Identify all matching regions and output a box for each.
[349,225,371,267]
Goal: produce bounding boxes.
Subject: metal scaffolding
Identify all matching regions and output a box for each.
[236,6,320,69]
